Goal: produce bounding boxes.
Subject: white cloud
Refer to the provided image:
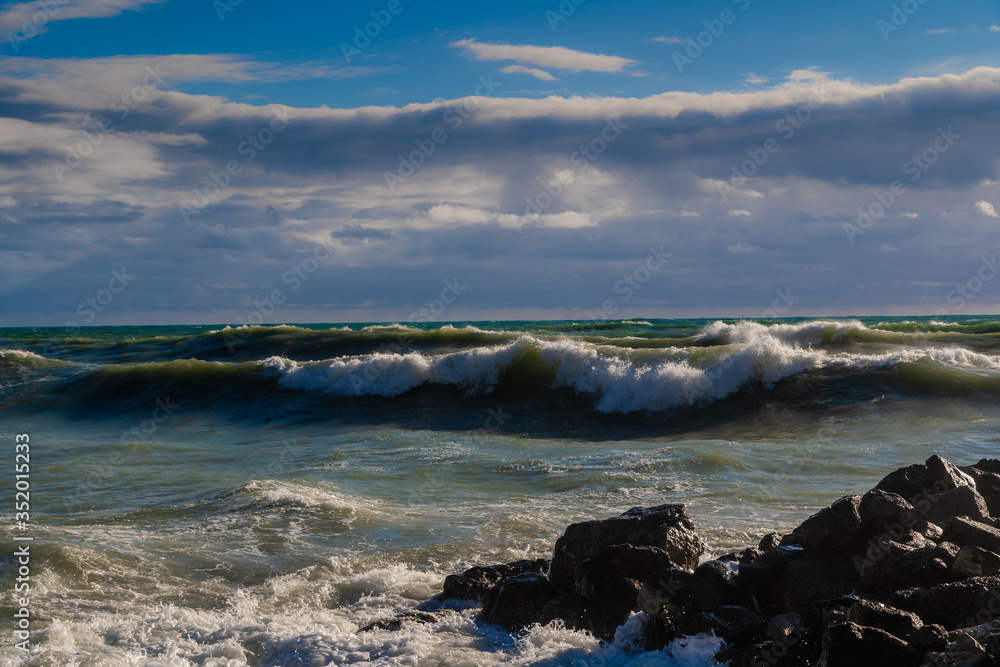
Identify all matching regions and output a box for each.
[679,211,701,217]
[925,28,956,35]
[879,245,899,252]
[744,73,769,85]
[729,209,752,217]
[499,65,557,81]
[650,36,686,44]
[449,38,634,73]
[900,212,919,218]
[990,25,1000,32]
[975,200,999,217]
[0,0,164,35]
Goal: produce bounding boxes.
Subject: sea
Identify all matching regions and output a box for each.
[2,316,1000,666]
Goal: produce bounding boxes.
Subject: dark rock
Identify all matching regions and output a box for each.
[876,463,936,504]
[778,530,805,547]
[954,545,1000,579]
[440,558,549,602]
[974,459,1000,474]
[815,622,921,667]
[962,466,1000,497]
[958,617,1000,657]
[767,612,805,641]
[907,622,949,652]
[927,454,977,491]
[537,593,590,632]
[588,577,641,641]
[923,633,989,665]
[575,544,676,600]
[642,612,678,652]
[735,562,778,611]
[889,587,929,612]
[889,545,957,592]
[695,559,753,607]
[755,545,806,573]
[737,547,762,564]
[856,537,915,598]
[921,485,991,525]
[800,495,864,553]
[758,532,782,551]
[777,554,860,618]
[636,568,721,616]
[548,504,704,595]
[859,488,929,537]
[676,605,768,646]
[986,495,1000,519]
[479,572,560,631]
[358,610,441,632]
[844,598,922,641]
[913,574,1000,629]
[943,516,1000,553]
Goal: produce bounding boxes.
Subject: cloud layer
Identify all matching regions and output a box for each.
[2,56,1000,324]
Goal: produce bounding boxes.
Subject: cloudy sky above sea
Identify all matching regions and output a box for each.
[1,0,999,325]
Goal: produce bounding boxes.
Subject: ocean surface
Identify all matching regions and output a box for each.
[2,316,1000,666]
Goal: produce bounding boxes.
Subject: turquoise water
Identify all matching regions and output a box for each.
[1,317,1000,665]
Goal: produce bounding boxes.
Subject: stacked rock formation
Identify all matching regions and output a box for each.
[380,455,1000,666]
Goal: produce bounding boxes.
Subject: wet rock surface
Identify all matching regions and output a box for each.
[415,455,1000,665]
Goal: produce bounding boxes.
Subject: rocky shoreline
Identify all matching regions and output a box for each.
[366,455,1000,665]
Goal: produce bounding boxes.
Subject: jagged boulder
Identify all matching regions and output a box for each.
[548,504,705,595]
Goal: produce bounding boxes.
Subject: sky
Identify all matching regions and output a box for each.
[1,0,1000,326]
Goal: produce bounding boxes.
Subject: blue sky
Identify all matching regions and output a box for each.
[1,0,1000,324]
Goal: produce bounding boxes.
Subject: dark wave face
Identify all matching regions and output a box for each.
[4,317,1000,435]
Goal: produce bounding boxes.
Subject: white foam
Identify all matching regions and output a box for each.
[258,323,1000,413]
